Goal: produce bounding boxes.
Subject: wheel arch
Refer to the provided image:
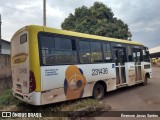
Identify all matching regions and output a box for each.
[92,80,107,94]
[145,72,150,79]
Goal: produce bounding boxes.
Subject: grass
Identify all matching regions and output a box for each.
[46,98,102,111]
[16,98,107,112]
[0,89,22,108]
[0,89,111,119]
[0,89,107,111]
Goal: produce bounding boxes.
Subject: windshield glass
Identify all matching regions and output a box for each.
[143,47,150,62]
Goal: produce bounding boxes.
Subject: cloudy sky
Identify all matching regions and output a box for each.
[0,0,160,48]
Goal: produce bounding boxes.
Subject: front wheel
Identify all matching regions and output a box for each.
[92,84,105,100]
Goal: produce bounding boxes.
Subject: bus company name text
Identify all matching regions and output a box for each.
[45,69,58,76]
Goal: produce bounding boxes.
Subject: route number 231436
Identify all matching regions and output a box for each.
[92,68,108,76]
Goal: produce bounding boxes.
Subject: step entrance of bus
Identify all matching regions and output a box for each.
[113,47,127,86]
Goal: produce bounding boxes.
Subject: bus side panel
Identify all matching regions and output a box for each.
[125,62,136,86]
[41,63,116,105]
[141,62,152,79]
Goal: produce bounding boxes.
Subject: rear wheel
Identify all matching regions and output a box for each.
[92,83,105,100]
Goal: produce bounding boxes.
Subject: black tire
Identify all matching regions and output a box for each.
[92,83,105,100]
[142,76,148,85]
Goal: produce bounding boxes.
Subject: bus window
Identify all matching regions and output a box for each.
[20,34,27,44]
[127,46,132,61]
[55,37,72,50]
[103,43,112,61]
[119,49,126,65]
[90,42,103,63]
[113,49,119,65]
[133,49,142,65]
[79,41,91,63]
[137,51,142,64]
[40,35,55,64]
[40,35,77,65]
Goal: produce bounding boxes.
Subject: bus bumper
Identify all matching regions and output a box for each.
[12,90,41,105]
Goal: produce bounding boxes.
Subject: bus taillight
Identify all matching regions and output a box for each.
[29,71,36,93]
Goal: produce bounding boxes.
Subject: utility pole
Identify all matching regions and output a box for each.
[0,14,1,54]
[43,0,46,26]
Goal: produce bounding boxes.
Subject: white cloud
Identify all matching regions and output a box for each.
[47,6,65,18]
[0,0,160,48]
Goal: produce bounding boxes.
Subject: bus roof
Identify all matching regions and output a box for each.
[12,25,143,46]
[43,26,143,46]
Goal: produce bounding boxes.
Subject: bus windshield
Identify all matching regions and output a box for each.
[143,47,150,62]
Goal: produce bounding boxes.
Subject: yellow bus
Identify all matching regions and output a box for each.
[11,25,152,105]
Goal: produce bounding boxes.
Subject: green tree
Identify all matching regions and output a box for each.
[61,2,132,40]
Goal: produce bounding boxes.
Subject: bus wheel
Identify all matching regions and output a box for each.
[92,83,105,100]
[142,76,148,85]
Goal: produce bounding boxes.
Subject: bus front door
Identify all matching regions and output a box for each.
[114,48,127,86]
[133,49,142,82]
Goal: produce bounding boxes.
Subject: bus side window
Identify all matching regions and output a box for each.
[55,37,72,50]
[90,41,103,63]
[127,46,132,62]
[40,35,55,65]
[113,49,118,65]
[40,35,78,65]
[79,40,91,64]
[137,51,142,63]
[103,43,112,62]
[53,38,78,65]
[119,49,126,65]
[133,52,136,62]
[133,49,142,64]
